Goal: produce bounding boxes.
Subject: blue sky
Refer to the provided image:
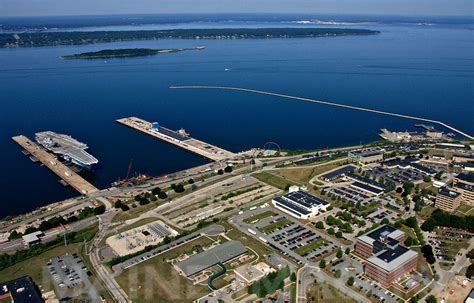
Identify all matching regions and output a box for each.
[0,0,472,17]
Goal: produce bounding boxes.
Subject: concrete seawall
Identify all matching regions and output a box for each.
[170,85,473,141]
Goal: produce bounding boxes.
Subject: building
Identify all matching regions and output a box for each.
[452,153,474,163]
[348,149,384,164]
[22,231,44,247]
[0,276,44,303]
[435,187,462,212]
[320,165,357,182]
[233,262,274,285]
[355,225,417,288]
[175,240,247,277]
[453,173,474,206]
[272,190,329,220]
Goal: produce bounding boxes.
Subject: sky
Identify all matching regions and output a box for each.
[0,0,472,17]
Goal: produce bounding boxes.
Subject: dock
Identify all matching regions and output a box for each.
[117,117,236,162]
[12,135,99,195]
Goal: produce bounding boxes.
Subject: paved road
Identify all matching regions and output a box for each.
[296,264,371,303]
[88,211,130,303]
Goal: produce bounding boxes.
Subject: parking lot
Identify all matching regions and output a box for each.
[47,253,99,300]
[329,255,401,303]
[232,207,341,266]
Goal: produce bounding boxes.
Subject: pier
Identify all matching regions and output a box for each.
[117,117,236,161]
[12,135,99,195]
[170,86,474,141]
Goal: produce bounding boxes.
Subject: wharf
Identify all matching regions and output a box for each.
[117,117,236,162]
[12,135,99,195]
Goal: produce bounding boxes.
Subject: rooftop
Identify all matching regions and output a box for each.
[456,173,474,184]
[0,276,43,303]
[22,231,44,243]
[175,240,246,277]
[367,245,418,272]
[282,191,328,208]
[350,149,384,158]
[358,224,404,246]
[321,165,357,180]
[438,187,461,198]
[351,181,383,195]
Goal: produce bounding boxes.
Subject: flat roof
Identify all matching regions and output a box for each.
[456,173,474,184]
[454,182,473,192]
[0,276,43,303]
[351,181,383,195]
[438,187,461,198]
[410,162,436,175]
[350,149,384,157]
[358,224,404,246]
[176,240,246,277]
[22,231,44,243]
[274,196,310,216]
[345,173,388,189]
[282,191,328,208]
[321,165,357,180]
[367,246,418,272]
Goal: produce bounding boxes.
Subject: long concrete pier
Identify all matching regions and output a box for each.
[170,85,473,141]
[117,117,236,161]
[12,135,99,195]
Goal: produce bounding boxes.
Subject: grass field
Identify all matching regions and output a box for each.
[412,247,433,279]
[272,160,347,184]
[294,239,327,256]
[115,236,215,302]
[457,204,474,215]
[220,220,272,258]
[306,282,357,303]
[259,219,291,234]
[243,210,276,224]
[252,171,297,189]
[115,217,161,233]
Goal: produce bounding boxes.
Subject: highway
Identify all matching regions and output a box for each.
[170,85,474,140]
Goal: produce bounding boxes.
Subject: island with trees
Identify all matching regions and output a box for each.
[62,47,204,59]
[1,28,380,48]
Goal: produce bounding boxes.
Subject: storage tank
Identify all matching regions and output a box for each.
[151,122,159,130]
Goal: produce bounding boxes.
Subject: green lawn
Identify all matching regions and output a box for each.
[306,282,357,303]
[259,219,291,234]
[294,239,327,256]
[252,171,297,189]
[115,236,216,302]
[457,204,474,215]
[243,210,276,224]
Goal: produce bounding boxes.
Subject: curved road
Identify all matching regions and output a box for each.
[170,86,473,140]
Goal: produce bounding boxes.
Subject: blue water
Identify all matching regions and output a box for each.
[0,15,473,218]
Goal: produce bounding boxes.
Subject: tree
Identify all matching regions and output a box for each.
[315,221,324,229]
[174,184,185,193]
[335,269,342,278]
[425,295,437,303]
[404,236,415,247]
[188,178,194,184]
[217,169,224,175]
[114,200,123,208]
[423,175,431,183]
[381,218,389,225]
[224,166,233,173]
[346,276,354,286]
[466,264,474,279]
[8,230,22,240]
[327,228,335,235]
[336,249,343,258]
[421,218,436,232]
[121,204,130,211]
[158,191,168,199]
[405,217,417,229]
[94,205,106,215]
[319,259,326,269]
[290,272,296,282]
[335,231,343,238]
[421,245,436,264]
[151,187,161,195]
[345,247,351,255]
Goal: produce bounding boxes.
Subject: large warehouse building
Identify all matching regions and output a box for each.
[272,189,329,219]
[355,225,418,288]
[348,149,384,164]
[175,240,247,277]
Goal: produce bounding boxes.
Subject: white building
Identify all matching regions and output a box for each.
[272,190,329,219]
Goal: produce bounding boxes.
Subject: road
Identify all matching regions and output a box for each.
[296,264,370,303]
[88,211,130,303]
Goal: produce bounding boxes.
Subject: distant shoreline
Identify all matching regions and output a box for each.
[0,28,379,48]
[62,47,204,59]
